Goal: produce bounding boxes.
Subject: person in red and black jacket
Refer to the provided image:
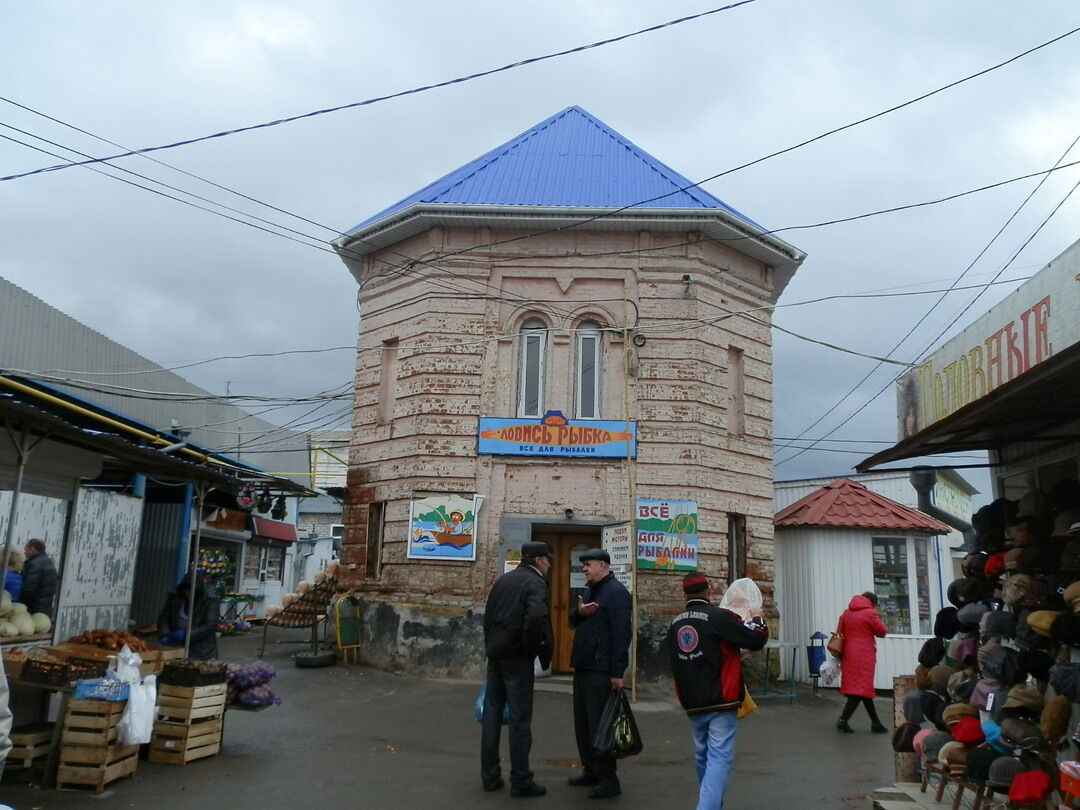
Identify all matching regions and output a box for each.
[666,573,768,810]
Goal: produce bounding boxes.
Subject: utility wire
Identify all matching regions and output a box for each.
[0,1,761,183]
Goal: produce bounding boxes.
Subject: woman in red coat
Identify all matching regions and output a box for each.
[835,592,888,733]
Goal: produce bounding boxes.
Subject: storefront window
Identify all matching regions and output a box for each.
[265,546,285,581]
[873,538,911,635]
[243,544,262,581]
[914,538,932,635]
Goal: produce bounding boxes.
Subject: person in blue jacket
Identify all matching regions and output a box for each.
[567,548,632,799]
[4,550,23,603]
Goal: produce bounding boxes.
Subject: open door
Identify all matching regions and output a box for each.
[534,529,601,673]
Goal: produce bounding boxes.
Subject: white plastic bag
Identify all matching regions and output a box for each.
[719,578,763,621]
[820,656,841,687]
[113,644,143,685]
[118,673,156,746]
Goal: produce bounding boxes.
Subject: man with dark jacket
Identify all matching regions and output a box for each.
[21,539,58,617]
[157,572,220,660]
[567,548,632,799]
[666,573,768,810]
[481,541,553,797]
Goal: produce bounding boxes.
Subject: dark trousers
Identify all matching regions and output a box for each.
[839,695,882,725]
[480,657,536,788]
[573,669,618,789]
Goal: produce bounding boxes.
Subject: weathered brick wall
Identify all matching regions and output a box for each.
[338,227,782,675]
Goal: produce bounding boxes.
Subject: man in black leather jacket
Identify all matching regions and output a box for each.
[480,541,553,797]
[567,548,632,799]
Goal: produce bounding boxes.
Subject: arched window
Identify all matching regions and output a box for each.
[518,320,547,418]
[575,322,602,419]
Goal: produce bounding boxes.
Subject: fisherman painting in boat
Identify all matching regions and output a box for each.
[411,504,474,549]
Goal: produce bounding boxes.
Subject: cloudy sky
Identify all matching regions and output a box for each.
[2,1,1079,500]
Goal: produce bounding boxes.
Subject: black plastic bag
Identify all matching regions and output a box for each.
[592,689,643,759]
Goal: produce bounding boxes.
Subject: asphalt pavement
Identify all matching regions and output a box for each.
[2,630,895,809]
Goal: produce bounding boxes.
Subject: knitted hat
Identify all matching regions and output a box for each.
[921,731,952,764]
[1008,770,1052,805]
[681,572,708,595]
[935,607,960,639]
[951,716,985,748]
[1040,695,1070,745]
[986,755,1025,789]
[943,702,979,729]
[913,728,935,759]
[1001,683,1044,716]
[964,747,1002,782]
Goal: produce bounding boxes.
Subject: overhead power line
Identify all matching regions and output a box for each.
[0,1,761,183]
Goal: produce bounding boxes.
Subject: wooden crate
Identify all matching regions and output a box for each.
[62,699,126,747]
[155,683,226,725]
[149,717,223,766]
[158,682,227,700]
[57,746,138,792]
[7,721,55,766]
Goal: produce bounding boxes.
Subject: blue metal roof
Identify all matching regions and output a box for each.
[347,106,761,233]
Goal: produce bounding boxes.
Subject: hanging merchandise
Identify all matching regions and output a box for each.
[271,495,287,521]
[256,487,273,513]
[237,486,255,511]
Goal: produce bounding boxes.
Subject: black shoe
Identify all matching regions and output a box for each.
[871,723,888,733]
[588,784,622,799]
[836,719,854,734]
[510,782,547,798]
[568,774,601,787]
[483,779,505,792]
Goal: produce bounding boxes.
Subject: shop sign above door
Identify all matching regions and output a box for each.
[478,411,636,458]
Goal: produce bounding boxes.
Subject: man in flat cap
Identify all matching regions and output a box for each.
[666,573,768,810]
[480,541,554,797]
[567,547,632,799]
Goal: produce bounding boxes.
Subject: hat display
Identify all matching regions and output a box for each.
[985,552,1007,580]
[947,669,977,703]
[999,717,1042,751]
[1001,683,1044,716]
[982,720,1014,755]
[914,664,932,690]
[935,607,960,639]
[984,646,1023,686]
[1049,662,1080,701]
[1040,695,1070,745]
[980,609,1017,639]
[962,551,990,577]
[903,691,925,723]
[1002,574,1048,608]
[970,678,1003,710]
[919,690,945,728]
[944,743,969,776]
[1004,547,1024,573]
[1061,538,1080,573]
[1064,580,1080,612]
[1017,649,1054,682]
[986,755,1025,790]
[957,602,990,631]
[1007,770,1052,805]
[947,636,978,666]
[942,702,979,728]
[951,716,984,748]
[918,637,945,668]
[964,747,1002,782]
[913,728,935,760]
[1052,612,1080,648]
[521,541,553,559]
[580,548,610,564]
[977,638,1000,673]
[937,740,964,767]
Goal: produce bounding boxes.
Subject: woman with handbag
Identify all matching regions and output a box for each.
[835,591,888,734]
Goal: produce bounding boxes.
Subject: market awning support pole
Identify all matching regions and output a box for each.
[184,482,207,658]
[1,423,44,580]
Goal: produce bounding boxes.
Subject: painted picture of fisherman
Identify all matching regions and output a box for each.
[407,493,479,560]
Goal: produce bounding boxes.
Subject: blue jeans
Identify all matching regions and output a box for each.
[480,657,535,788]
[689,710,737,810]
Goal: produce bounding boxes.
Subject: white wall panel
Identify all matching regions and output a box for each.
[55,488,143,641]
[0,491,69,567]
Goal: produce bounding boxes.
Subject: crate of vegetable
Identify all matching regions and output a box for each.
[159,658,227,687]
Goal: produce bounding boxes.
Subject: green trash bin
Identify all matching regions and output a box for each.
[335,596,363,663]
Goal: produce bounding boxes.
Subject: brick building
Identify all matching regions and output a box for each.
[332,106,805,680]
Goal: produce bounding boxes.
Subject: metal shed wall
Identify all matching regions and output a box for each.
[54,488,143,641]
[130,502,187,628]
[0,491,69,568]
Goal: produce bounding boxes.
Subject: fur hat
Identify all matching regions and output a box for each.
[1040,695,1071,745]
[1003,574,1048,609]
[921,730,952,764]
[914,664,932,690]
[934,607,960,639]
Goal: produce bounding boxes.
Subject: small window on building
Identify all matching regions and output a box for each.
[727,346,745,436]
[872,537,929,636]
[518,320,547,418]
[727,513,746,584]
[330,524,345,539]
[366,502,384,579]
[575,322,602,419]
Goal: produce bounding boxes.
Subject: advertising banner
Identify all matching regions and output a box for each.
[602,522,633,592]
[636,500,698,571]
[478,410,636,458]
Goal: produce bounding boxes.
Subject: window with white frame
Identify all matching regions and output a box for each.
[575,322,602,419]
[872,535,932,635]
[518,320,547,418]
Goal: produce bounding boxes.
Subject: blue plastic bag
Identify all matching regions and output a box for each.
[74,673,130,702]
[474,682,510,725]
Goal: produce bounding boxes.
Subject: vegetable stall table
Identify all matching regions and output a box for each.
[257,577,338,666]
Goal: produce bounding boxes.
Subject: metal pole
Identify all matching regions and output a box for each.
[184,483,207,658]
[2,424,41,583]
[622,301,638,703]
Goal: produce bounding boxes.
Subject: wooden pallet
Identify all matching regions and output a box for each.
[62,699,126,747]
[57,745,138,792]
[6,740,52,768]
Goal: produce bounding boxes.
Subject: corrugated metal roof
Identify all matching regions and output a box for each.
[347,105,761,233]
[774,478,952,533]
